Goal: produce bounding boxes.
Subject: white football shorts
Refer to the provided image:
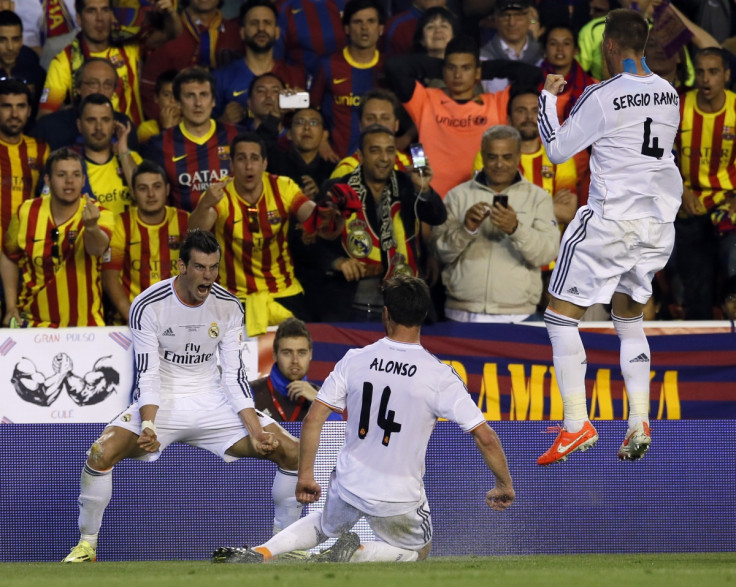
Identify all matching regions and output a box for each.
[549,206,675,306]
[107,392,275,462]
[320,472,433,551]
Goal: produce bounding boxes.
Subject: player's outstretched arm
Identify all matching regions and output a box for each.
[295,400,332,504]
[471,423,515,512]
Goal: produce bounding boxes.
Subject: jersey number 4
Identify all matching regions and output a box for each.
[641,117,664,158]
[358,382,402,446]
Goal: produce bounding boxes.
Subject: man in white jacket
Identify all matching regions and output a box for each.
[434,124,559,323]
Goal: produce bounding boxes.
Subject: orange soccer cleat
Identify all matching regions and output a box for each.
[537,420,599,466]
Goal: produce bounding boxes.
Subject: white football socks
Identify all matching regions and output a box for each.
[612,312,650,429]
[259,512,326,557]
[271,468,304,533]
[545,309,589,432]
[78,462,113,548]
[350,541,418,562]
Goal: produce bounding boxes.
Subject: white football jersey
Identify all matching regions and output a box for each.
[128,277,253,413]
[538,73,682,222]
[317,337,486,514]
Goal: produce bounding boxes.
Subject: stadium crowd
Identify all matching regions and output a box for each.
[2,0,736,331]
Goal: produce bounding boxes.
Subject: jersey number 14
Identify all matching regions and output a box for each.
[358,382,402,446]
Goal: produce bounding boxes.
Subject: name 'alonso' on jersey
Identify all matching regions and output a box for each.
[538,73,683,222]
[316,337,486,514]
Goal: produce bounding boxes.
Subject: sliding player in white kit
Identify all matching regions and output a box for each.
[212,274,515,564]
[63,231,302,563]
[536,9,682,466]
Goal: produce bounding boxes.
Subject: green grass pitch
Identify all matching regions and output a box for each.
[3,554,736,587]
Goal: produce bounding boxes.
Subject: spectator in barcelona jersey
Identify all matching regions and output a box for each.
[0,10,46,126]
[276,0,347,81]
[102,159,189,324]
[384,36,542,197]
[188,132,342,335]
[74,93,142,216]
[140,0,243,121]
[0,80,49,261]
[39,0,179,126]
[1,147,113,328]
[145,67,239,212]
[136,69,181,145]
[310,0,388,161]
[213,0,305,125]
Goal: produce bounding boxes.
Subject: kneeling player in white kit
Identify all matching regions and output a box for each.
[213,274,515,564]
[63,230,303,563]
[536,9,682,465]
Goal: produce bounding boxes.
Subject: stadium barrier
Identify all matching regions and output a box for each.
[2,321,735,424]
[2,322,735,560]
[2,420,735,561]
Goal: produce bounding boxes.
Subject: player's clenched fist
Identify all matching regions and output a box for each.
[544,74,567,95]
[485,486,515,511]
[137,428,161,453]
[81,194,101,227]
[252,430,280,455]
[295,478,321,504]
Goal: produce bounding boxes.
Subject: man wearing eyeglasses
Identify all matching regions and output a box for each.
[1,147,113,327]
[38,0,179,126]
[479,0,542,93]
[189,132,333,336]
[268,107,335,198]
[30,58,141,152]
[267,107,338,321]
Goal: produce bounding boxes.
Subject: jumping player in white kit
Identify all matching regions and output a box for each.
[62,230,302,563]
[536,8,682,466]
[212,274,515,564]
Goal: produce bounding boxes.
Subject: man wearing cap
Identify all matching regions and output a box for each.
[480,0,543,93]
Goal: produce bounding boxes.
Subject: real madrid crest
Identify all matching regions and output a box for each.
[122,413,131,422]
[209,322,220,338]
[346,219,372,258]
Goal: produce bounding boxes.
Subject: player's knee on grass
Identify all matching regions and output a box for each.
[417,542,432,561]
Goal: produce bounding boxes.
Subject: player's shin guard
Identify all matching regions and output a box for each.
[544,309,589,431]
[78,463,113,547]
[612,312,650,427]
[271,468,303,533]
[350,542,419,562]
[258,512,327,559]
